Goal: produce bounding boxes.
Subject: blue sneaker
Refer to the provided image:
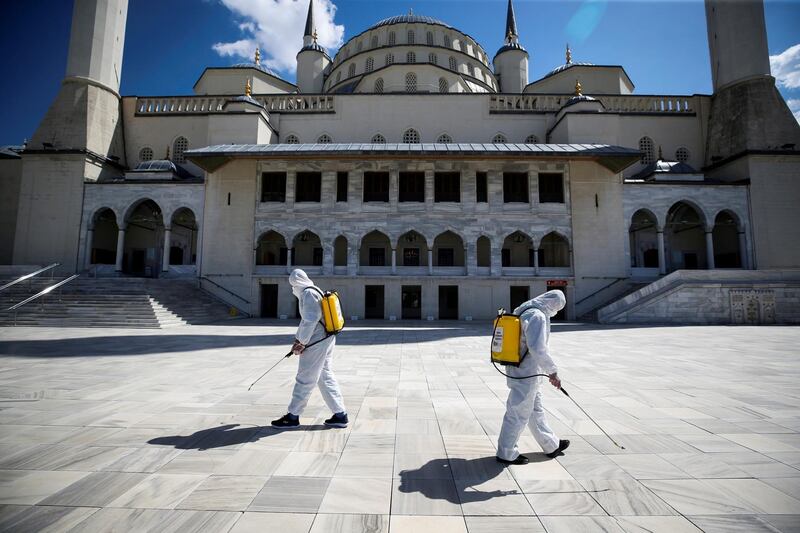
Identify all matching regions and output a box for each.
[271,413,300,428]
[324,412,348,428]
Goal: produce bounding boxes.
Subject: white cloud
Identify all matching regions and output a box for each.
[213,0,345,75]
[770,44,800,90]
[787,99,800,124]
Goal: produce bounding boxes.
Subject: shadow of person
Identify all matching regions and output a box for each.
[397,456,527,504]
[148,423,333,451]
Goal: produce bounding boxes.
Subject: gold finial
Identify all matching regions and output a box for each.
[165,145,170,160]
[245,78,252,97]
[566,43,572,65]
[574,79,582,96]
[312,28,318,42]
[658,145,663,160]
[255,46,261,65]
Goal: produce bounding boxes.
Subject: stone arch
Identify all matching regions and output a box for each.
[433,230,465,267]
[629,208,659,268]
[397,230,429,267]
[665,201,708,271]
[538,231,571,267]
[123,197,164,224]
[502,231,534,267]
[291,230,323,267]
[256,230,287,266]
[168,207,199,266]
[360,229,391,267]
[713,210,743,268]
[90,207,118,265]
[121,198,165,276]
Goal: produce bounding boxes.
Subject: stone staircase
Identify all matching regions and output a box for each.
[0,276,244,328]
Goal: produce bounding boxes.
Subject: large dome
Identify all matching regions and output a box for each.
[367,14,454,31]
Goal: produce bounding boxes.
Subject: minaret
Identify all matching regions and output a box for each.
[13,0,129,272]
[296,0,330,93]
[493,0,529,93]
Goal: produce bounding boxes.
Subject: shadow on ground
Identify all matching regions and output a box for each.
[148,423,335,451]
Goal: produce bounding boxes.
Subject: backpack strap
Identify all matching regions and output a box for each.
[303,286,328,334]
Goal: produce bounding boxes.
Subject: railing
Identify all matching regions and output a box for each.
[489,94,697,114]
[5,274,80,326]
[198,276,250,305]
[575,277,627,307]
[135,94,335,115]
[0,263,59,293]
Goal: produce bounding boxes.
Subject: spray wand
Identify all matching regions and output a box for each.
[247,335,331,391]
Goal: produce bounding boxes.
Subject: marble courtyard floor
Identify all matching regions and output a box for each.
[0,321,799,532]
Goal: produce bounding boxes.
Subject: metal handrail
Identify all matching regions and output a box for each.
[575,277,627,307]
[6,275,80,312]
[0,263,60,292]
[199,276,250,304]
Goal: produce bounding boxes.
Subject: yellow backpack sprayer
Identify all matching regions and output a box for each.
[491,308,625,450]
[248,287,344,391]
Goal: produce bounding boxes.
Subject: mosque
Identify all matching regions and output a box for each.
[1,0,799,323]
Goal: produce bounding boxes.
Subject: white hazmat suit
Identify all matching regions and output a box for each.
[286,269,346,416]
[496,290,566,461]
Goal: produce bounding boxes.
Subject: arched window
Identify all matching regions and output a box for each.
[371,35,379,48]
[407,51,416,63]
[388,31,396,45]
[348,63,356,78]
[317,134,332,144]
[426,31,434,45]
[357,40,363,52]
[492,133,507,144]
[429,52,437,65]
[460,41,467,53]
[336,71,341,83]
[403,128,420,143]
[676,146,690,163]
[371,133,386,143]
[285,134,299,144]
[444,35,451,48]
[139,147,153,162]
[385,53,394,66]
[437,133,453,143]
[639,136,655,164]
[438,78,448,93]
[374,78,384,93]
[365,56,374,73]
[407,30,415,44]
[468,63,475,77]
[538,233,570,267]
[525,134,538,144]
[172,136,188,164]
[449,56,457,71]
[405,72,417,93]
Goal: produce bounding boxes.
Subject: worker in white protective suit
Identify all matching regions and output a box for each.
[271,269,348,429]
[496,290,570,464]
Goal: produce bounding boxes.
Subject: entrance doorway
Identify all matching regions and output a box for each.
[261,284,278,318]
[365,285,385,319]
[438,286,458,319]
[402,285,422,319]
[546,282,567,321]
[510,285,529,311]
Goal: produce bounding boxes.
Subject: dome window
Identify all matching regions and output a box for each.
[403,128,420,143]
[437,133,453,143]
[438,78,448,93]
[639,137,655,164]
[525,134,539,144]
[365,57,374,73]
[372,134,386,143]
[429,52,437,65]
[318,134,332,144]
[676,147,690,163]
[172,136,188,164]
[407,51,416,63]
[388,31,396,46]
[371,35,379,48]
[449,56,457,71]
[385,53,394,66]
[426,31,434,45]
[374,78,384,93]
[348,63,356,78]
[405,72,418,93]
[492,133,507,144]
[407,30,415,44]
[336,71,341,83]
[285,134,299,144]
[357,41,363,52]
[444,35,451,48]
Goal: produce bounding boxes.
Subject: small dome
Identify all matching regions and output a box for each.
[544,61,594,79]
[299,42,327,54]
[230,62,277,76]
[495,41,527,56]
[368,14,452,31]
[134,160,177,172]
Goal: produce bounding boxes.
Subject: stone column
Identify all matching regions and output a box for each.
[162,226,171,272]
[705,229,715,269]
[115,225,126,272]
[85,226,94,269]
[322,243,334,275]
[657,229,666,275]
[464,245,471,276]
[391,248,397,275]
[286,247,293,274]
[427,248,434,275]
[533,247,539,275]
[738,231,748,269]
[490,242,502,277]
[347,243,358,276]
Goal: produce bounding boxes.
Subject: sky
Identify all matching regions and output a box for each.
[1,0,798,146]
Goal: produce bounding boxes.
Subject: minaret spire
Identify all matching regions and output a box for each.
[505,0,519,43]
[304,0,314,38]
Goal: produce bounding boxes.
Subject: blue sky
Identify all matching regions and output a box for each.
[1,0,798,146]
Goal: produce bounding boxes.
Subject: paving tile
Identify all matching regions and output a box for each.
[273,452,340,477]
[214,449,288,476]
[525,491,606,515]
[248,476,330,513]
[228,511,314,533]
[580,479,678,516]
[318,477,392,514]
[108,473,208,509]
[335,452,394,478]
[0,504,99,532]
[642,479,759,515]
[40,471,150,507]
[455,478,534,516]
[0,470,90,504]
[309,513,389,533]
[687,515,781,532]
[606,454,687,479]
[391,477,463,516]
[538,516,626,532]
[464,515,546,533]
[176,475,266,511]
[615,516,702,533]
[389,515,467,533]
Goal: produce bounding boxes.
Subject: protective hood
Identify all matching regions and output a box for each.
[514,290,566,318]
[289,268,315,299]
